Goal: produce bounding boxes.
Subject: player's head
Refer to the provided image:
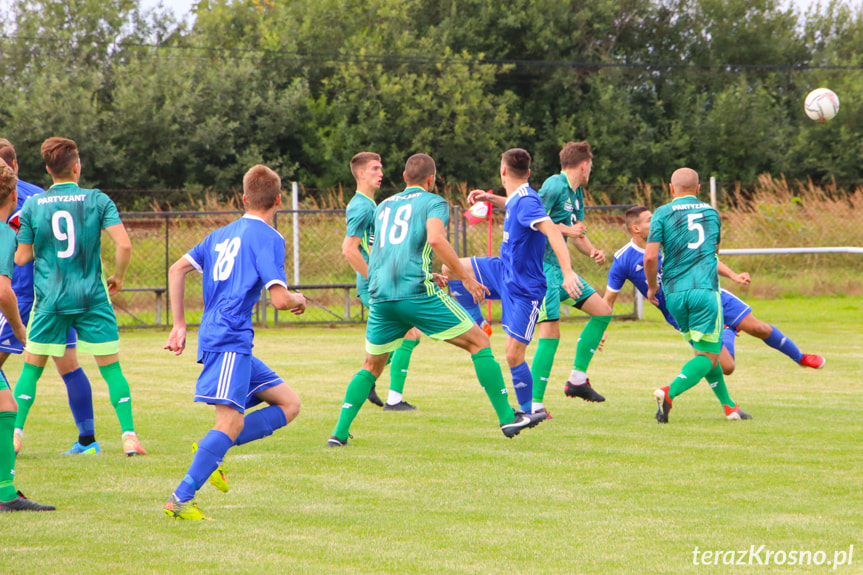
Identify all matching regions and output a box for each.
[624,206,652,240]
[350,152,383,191]
[243,164,282,210]
[669,168,699,197]
[0,158,18,211]
[403,154,436,191]
[41,137,80,181]
[0,139,18,175]
[500,148,531,183]
[559,141,593,183]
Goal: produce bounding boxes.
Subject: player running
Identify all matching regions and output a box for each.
[0,158,54,511]
[163,165,306,520]
[328,154,546,447]
[13,137,146,455]
[444,148,582,414]
[604,206,825,381]
[646,168,750,423]
[343,152,419,411]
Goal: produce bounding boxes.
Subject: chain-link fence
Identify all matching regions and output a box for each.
[110,204,642,328]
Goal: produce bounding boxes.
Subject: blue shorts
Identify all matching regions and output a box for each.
[0,300,76,354]
[195,352,284,413]
[720,289,752,330]
[471,257,542,344]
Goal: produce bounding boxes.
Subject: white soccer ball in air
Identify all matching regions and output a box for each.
[804,88,840,122]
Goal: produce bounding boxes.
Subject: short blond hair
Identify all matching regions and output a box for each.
[243,165,282,210]
[350,152,381,179]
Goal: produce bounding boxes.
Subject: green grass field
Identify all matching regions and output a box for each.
[0,296,859,574]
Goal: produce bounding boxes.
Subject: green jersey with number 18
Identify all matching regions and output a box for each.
[647,195,721,294]
[368,186,450,303]
[16,182,122,314]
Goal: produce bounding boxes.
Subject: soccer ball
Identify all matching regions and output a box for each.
[804,88,840,122]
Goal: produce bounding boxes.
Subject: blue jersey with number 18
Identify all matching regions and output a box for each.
[185,214,287,361]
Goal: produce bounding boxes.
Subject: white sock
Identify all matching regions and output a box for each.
[386,390,403,405]
[122,431,137,439]
[13,428,22,438]
[531,401,544,412]
[569,369,588,385]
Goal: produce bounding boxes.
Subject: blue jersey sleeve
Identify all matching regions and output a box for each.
[516,194,550,230]
[606,256,628,292]
[186,238,208,273]
[256,233,288,289]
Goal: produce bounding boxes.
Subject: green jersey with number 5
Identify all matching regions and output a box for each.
[647,195,720,294]
[17,182,123,314]
[368,186,450,303]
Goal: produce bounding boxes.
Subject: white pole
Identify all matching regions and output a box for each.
[635,290,644,320]
[292,181,300,285]
[710,177,717,209]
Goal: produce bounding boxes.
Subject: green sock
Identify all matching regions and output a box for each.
[573,315,612,372]
[530,338,559,403]
[13,363,44,431]
[668,355,714,400]
[705,364,735,409]
[471,348,515,425]
[333,369,376,441]
[98,361,135,433]
[0,412,18,501]
[389,339,419,394]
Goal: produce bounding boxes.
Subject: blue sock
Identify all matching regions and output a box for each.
[764,325,803,363]
[62,368,95,437]
[722,328,737,359]
[175,430,233,502]
[234,405,288,446]
[448,280,485,326]
[509,361,534,413]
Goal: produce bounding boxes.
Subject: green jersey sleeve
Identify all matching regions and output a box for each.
[539,175,569,225]
[0,224,16,279]
[16,198,33,245]
[97,192,122,228]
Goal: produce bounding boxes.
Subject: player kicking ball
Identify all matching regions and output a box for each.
[328,154,546,447]
[445,149,582,415]
[163,165,305,520]
[645,168,744,423]
[605,206,824,398]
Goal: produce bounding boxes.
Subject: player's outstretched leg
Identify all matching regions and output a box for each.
[738,315,825,369]
[329,364,380,447]
[385,331,419,411]
[97,360,146,456]
[447,280,492,335]
[565,312,611,402]
[530,338,559,418]
[705,363,752,421]
[653,354,714,423]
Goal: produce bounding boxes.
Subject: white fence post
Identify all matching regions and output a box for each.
[710,176,717,209]
[292,181,300,285]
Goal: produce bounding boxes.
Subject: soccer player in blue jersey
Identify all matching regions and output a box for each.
[328,153,546,446]
[0,159,54,511]
[645,168,746,423]
[0,139,99,456]
[163,165,306,520]
[343,152,419,410]
[444,149,582,414]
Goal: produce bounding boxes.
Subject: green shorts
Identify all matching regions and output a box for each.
[26,304,120,357]
[365,292,473,354]
[666,289,723,352]
[538,262,596,322]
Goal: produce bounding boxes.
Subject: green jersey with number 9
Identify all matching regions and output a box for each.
[17,182,123,314]
[647,195,720,294]
[368,186,450,303]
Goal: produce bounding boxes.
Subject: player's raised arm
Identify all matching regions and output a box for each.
[427,216,489,304]
[468,189,506,209]
[164,256,196,355]
[535,219,583,299]
[717,260,750,285]
[571,231,605,265]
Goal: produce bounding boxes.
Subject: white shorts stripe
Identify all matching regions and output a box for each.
[217,352,236,399]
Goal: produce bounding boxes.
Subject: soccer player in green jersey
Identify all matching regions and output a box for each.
[328,154,546,446]
[0,159,54,511]
[645,168,749,423]
[13,137,146,454]
[343,152,419,411]
[530,142,613,414]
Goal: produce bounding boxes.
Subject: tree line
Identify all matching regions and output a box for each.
[1,0,861,209]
